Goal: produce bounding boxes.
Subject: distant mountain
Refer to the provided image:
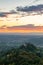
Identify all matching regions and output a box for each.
[0,35,43,52]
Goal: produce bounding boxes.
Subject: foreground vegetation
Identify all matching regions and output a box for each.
[0,43,43,65]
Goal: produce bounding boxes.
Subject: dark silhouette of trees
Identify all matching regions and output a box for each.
[0,42,43,65]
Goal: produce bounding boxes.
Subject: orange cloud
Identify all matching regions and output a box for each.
[0,24,43,33]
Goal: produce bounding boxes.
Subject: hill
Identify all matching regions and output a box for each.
[0,43,43,65]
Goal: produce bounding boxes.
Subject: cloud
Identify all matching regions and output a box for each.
[9,10,17,14]
[16,4,43,15]
[0,24,43,32]
[0,4,43,18]
[0,24,34,29]
[2,24,41,30]
[0,10,17,17]
[0,24,34,30]
[0,13,7,17]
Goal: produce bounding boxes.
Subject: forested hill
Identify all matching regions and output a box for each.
[0,43,43,65]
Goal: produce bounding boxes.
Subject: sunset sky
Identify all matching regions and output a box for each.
[0,0,43,33]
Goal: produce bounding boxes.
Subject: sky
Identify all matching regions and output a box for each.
[0,0,43,33]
